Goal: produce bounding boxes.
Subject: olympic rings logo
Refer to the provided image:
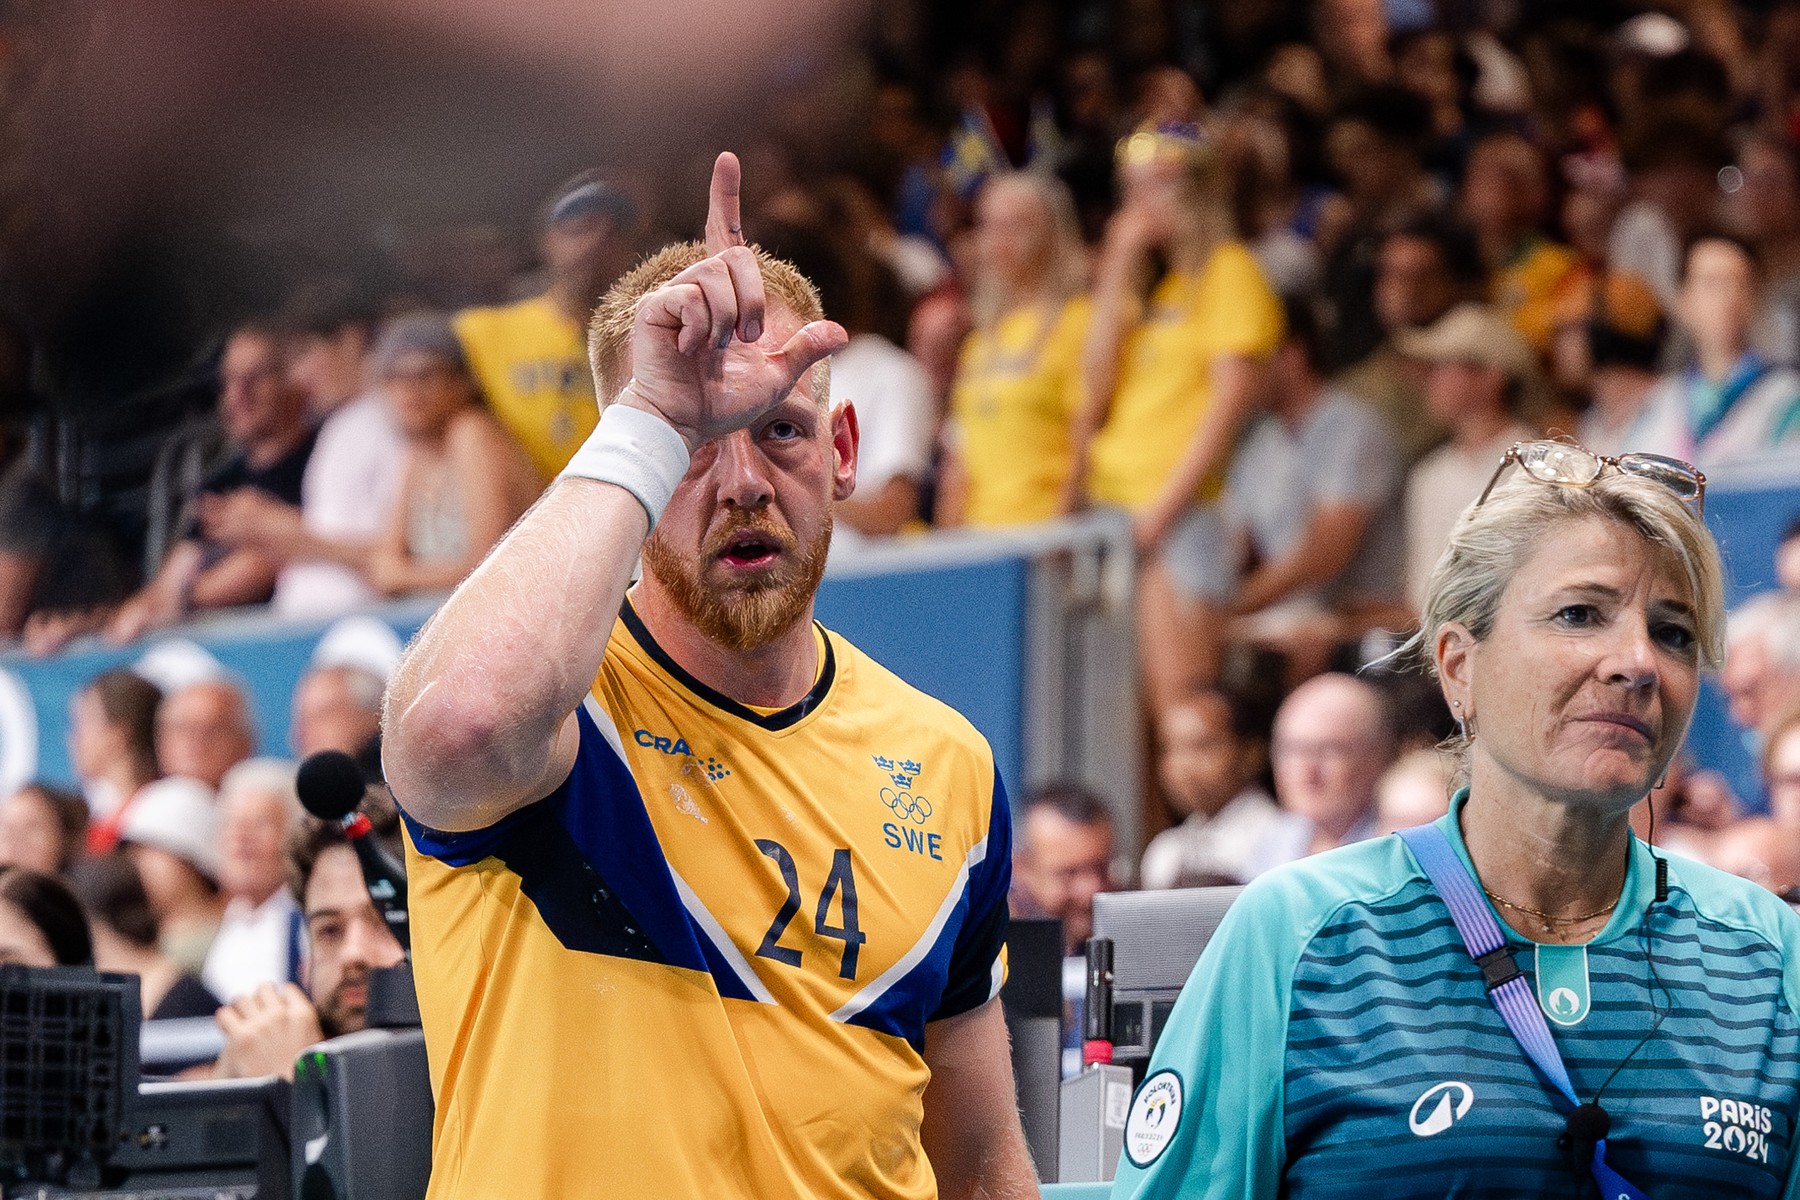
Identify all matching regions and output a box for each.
[881,787,933,824]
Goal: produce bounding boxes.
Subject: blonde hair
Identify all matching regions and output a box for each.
[1415,465,1727,676]
[971,172,1088,330]
[587,240,829,405]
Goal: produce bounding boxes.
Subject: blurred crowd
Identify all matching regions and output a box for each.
[0,659,402,1079]
[1,0,1800,1045]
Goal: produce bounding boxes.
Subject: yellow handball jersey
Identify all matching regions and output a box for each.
[453,294,596,479]
[949,297,1091,526]
[1085,242,1283,511]
[401,601,1013,1200]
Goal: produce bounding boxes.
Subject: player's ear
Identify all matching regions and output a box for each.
[830,401,858,502]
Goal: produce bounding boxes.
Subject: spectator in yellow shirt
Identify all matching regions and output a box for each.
[1073,124,1284,714]
[937,172,1091,528]
[454,174,641,479]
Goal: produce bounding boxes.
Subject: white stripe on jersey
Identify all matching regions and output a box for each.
[668,867,780,1005]
[828,833,990,1024]
[581,693,630,760]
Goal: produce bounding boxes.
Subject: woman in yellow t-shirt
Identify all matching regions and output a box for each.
[937,173,1091,528]
[1072,126,1284,714]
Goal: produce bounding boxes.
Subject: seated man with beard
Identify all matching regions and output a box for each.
[382,153,1033,1200]
[210,804,405,1079]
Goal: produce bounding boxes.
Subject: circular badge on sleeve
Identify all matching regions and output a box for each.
[1123,1069,1185,1168]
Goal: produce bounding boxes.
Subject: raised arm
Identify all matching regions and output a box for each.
[1069,209,1155,508]
[382,153,846,834]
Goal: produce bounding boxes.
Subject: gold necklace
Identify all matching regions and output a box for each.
[1482,887,1618,934]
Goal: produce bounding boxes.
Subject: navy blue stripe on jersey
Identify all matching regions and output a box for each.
[840,770,1014,1049]
[1279,875,1800,1200]
[413,799,668,965]
[403,703,713,978]
[932,769,1012,1022]
[622,599,836,731]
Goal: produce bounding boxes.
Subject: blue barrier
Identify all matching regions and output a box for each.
[0,557,1031,804]
[1706,472,1800,606]
[1688,470,1800,809]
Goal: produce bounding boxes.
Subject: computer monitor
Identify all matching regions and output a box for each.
[1091,886,1243,1070]
[113,1076,293,1197]
[16,1075,291,1198]
[0,965,140,1187]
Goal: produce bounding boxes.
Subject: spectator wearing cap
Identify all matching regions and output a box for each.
[65,666,160,851]
[156,678,255,792]
[1398,302,1541,609]
[119,776,224,974]
[24,324,318,654]
[1335,217,1485,465]
[453,173,640,479]
[365,313,541,598]
[202,758,305,1004]
[200,283,406,620]
[1635,232,1800,465]
[1574,286,1667,455]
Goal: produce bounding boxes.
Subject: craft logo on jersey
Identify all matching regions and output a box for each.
[1408,1081,1474,1137]
[1123,1070,1184,1167]
[633,729,731,781]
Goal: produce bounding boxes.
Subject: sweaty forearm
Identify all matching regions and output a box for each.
[383,479,648,830]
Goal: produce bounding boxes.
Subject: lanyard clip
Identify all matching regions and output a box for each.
[1474,945,1522,991]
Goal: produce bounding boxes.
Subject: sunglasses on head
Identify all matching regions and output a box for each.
[1475,441,1706,516]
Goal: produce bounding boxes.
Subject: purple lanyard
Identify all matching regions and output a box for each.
[1398,824,1650,1200]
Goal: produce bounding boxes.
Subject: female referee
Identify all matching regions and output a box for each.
[1112,440,1800,1199]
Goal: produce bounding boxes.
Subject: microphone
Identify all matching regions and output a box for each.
[1081,937,1115,1067]
[298,750,410,953]
[1567,1101,1610,1142]
[1565,1100,1611,1162]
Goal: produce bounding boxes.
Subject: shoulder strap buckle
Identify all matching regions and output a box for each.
[1474,944,1521,991]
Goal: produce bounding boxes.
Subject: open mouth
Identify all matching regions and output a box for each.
[718,533,783,568]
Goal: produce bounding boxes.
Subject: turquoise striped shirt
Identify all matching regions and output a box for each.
[1112,791,1800,1199]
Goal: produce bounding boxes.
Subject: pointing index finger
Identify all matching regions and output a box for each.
[704,151,745,255]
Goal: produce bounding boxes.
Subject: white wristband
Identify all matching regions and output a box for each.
[558,402,692,528]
